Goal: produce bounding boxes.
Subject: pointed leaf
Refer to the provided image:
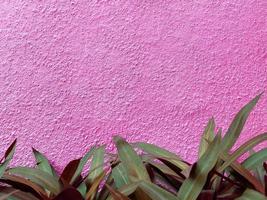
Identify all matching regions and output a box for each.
[219,153,265,193]
[242,148,267,170]
[60,159,80,185]
[244,150,265,186]
[114,136,150,181]
[198,118,215,158]
[177,134,221,200]
[134,142,188,171]
[218,133,267,172]
[85,172,105,200]
[0,139,17,178]
[71,147,95,184]
[86,146,105,184]
[32,148,58,178]
[222,94,261,152]
[4,139,17,161]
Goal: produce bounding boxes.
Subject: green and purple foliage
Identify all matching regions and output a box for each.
[0,95,266,200]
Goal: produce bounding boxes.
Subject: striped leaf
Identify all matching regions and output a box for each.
[242,148,267,170]
[71,147,96,184]
[0,139,17,178]
[86,146,105,184]
[114,136,150,181]
[32,148,58,178]
[112,164,130,188]
[221,94,261,152]
[177,134,221,200]
[134,142,188,171]
[218,133,267,172]
[198,118,215,158]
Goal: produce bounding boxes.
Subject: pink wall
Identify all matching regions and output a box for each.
[0,1,266,170]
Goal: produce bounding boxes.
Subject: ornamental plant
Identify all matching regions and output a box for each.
[0,94,266,200]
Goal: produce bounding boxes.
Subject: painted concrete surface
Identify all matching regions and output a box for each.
[0,1,266,169]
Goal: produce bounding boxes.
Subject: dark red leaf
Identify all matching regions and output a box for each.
[60,159,81,186]
[4,139,17,159]
[0,178,48,200]
[197,190,214,200]
[264,162,267,173]
[0,139,17,162]
[53,187,84,200]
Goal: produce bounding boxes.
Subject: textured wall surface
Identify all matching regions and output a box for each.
[0,0,266,170]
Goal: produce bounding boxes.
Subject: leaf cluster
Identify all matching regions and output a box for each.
[0,94,266,200]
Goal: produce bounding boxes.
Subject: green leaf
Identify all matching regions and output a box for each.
[255,165,266,186]
[105,184,130,200]
[134,142,188,171]
[148,160,183,179]
[0,139,17,178]
[218,133,267,172]
[113,136,150,181]
[71,147,96,184]
[77,182,87,198]
[85,172,106,200]
[112,163,130,188]
[0,160,11,179]
[7,167,62,195]
[86,146,105,184]
[242,148,267,170]
[221,94,261,152]
[106,182,139,200]
[244,150,266,185]
[177,134,221,200]
[198,118,215,158]
[235,189,266,200]
[137,180,179,200]
[32,148,58,178]
[219,153,265,193]
[114,136,151,200]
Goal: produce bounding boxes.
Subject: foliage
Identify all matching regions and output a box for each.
[0,94,266,200]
